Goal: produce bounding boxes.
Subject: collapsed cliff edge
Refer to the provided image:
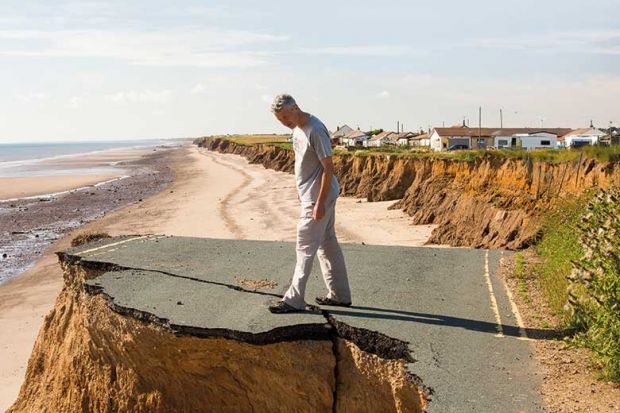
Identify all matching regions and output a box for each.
[8,235,431,413]
[198,138,620,250]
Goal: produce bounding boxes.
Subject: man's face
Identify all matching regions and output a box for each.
[274,107,296,129]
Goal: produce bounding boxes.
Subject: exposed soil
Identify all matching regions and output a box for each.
[8,252,429,413]
[500,252,620,413]
[200,138,620,250]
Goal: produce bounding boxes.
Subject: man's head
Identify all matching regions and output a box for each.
[271,94,304,129]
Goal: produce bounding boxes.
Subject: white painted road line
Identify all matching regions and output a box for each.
[498,252,532,341]
[483,250,504,338]
[79,235,152,255]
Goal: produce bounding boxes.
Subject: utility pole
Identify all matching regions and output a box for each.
[500,108,503,128]
[397,121,399,133]
[478,106,482,142]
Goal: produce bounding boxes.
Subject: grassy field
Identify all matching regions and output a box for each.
[214,134,290,145]
[341,145,620,163]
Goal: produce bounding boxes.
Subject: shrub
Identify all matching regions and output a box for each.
[71,232,111,247]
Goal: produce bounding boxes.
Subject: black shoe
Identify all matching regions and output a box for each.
[268,301,303,314]
[315,296,352,307]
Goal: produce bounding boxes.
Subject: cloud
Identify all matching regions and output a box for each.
[376,90,390,98]
[299,45,418,57]
[14,92,50,102]
[105,89,173,104]
[190,83,206,94]
[0,28,287,67]
[67,96,82,108]
[470,30,620,55]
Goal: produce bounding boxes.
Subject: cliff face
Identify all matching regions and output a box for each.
[9,245,427,413]
[200,138,620,249]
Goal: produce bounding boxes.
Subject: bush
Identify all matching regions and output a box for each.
[567,189,620,381]
[71,232,111,247]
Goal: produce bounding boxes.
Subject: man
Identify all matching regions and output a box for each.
[268,94,352,313]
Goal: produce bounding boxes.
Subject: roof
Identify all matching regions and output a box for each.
[411,133,429,140]
[369,131,398,142]
[396,132,419,139]
[432,127,574,138]
[562,128,607,138]
[331,124,354,138]
[344,130,368,139]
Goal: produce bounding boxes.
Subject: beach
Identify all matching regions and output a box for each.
[0,144,435,411]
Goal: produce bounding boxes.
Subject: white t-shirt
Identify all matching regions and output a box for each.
[292,114,340,204]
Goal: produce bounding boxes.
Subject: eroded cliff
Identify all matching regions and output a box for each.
[199,138,620,249]
[8,237,428,413]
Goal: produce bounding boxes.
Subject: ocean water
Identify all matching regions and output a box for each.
[0,138,181,178]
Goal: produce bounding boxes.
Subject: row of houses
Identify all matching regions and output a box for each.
[428,126,607,151]
[330,124,610,152]
[331,125,429,148]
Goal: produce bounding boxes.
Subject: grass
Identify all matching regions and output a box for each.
[213,134,290,146]
[513,253,531,304]
[533,197,587,320]
[530,188,620,381]
[204,135,620,164]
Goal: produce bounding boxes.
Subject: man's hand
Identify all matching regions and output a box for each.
[312,202,326,221]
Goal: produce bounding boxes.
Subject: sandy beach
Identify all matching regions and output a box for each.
[0,145,434,411]
[0,147,164,200]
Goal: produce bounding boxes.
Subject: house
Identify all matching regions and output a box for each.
[409,133,430,147]
[430,126,573,151]
[560,127,607,148]
[342,130,369,147]
[511,132,557,150]
[396,132,419,146]
[365,131,399,147]
[330,124,354,145]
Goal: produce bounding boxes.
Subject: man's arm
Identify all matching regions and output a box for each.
[313,156,334,220]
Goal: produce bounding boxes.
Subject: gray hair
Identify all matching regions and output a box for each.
[271,94,297,113]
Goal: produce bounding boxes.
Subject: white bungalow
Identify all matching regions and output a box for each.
[330,124,354,145]
[512,132,557,150]
[342,130,369,147]
[561,127,607,148]
[365,131,399,147]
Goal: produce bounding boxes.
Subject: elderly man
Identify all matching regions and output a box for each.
[268,94,352,313]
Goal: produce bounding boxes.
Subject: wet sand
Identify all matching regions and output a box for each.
[0,144,435,410]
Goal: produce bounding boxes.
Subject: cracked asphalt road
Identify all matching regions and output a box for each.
[62,235,546,413]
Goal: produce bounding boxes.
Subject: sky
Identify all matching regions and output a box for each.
[0,0,618,143]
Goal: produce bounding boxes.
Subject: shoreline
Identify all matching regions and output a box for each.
[0,145,435,411]
[0,146,183,284]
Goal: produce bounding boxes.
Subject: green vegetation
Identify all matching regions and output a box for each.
[198,134,290,146]
[568,189,620,381]
[203,135,620,163]
[365,128,384,136]
[532,189,620,381]
[513,253,531,304]
[534,198,586,318]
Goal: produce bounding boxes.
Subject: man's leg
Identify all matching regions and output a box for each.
[317,200,351,304]
[282,203,329,309]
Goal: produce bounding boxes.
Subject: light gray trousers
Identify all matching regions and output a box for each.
[282,199,351,309]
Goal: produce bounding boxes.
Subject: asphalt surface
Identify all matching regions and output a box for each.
[62,235,545,413]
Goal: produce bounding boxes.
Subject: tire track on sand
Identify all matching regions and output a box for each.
[196,149,248,239]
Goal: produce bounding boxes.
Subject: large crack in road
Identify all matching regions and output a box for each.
[8,235,546,413]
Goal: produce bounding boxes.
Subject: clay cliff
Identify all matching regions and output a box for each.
[8,241,428,413]
[198,138,620,250]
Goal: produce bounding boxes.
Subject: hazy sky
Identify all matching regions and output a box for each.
[1,0,618,143]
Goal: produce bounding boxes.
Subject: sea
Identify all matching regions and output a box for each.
[0,139,182,179]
